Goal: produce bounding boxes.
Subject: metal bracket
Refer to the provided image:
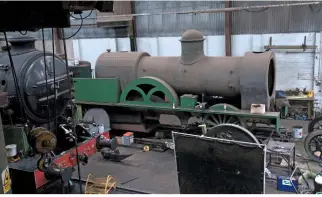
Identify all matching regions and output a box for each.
[0,64,9,71]
[264,36,317,52]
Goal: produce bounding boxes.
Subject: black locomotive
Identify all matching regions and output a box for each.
[0,37,122,194]
[0,37,71,126]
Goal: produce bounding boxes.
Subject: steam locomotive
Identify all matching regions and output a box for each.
[74,29,278,139]
[0,37,116,194]
[0,37,70,125]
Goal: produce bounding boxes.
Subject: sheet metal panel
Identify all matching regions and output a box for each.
[173,132,265,194]
[135,1,225,37]
[232,1,322,35]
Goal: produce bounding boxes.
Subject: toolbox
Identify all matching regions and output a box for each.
[122,132,134,146]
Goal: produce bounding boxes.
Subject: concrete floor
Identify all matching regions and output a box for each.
[72,119,321,194]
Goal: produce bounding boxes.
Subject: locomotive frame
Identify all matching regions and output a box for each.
[73,76,281,135]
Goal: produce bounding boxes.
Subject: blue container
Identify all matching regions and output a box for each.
[293,125,303,139]
[122,135,134,146]
[277,176,298,193]
[275,90,286,98]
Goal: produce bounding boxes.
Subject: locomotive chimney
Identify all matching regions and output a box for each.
[7,37,37,51]
[180,29,205,65]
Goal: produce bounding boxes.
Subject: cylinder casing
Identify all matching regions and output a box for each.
[95,29,276,110]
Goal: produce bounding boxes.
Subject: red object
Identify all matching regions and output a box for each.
[34,131,110,189]
[123,132,133,137]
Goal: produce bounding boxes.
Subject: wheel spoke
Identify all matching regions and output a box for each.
[308,135,322,160]
[204,124,260,144]
[313,122,322,130]
[218,115,222,124]
[314,137,322,145]
[317,122,322,128]
[226,116,233,123]
[309,142,318,147]
[204,114,242,132]
[210,115,220,125]
[231,121,239,125]
[222,115,227,123]
[207,119,217,127]
[309,147,317,153]
[305,131,322,162]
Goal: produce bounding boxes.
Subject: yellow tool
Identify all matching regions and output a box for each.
[143,145,150,152]
[307,90,314,98]
[85,174,116,194]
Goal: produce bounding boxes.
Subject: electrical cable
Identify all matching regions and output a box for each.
[301,189,313,194]
[51,28,57,133]
[41,29,51,129]
[62,181,65,194]
[3,32,54,123]
[61,29,83,194]
[2,32,26,122]
[19,30,27,35]
[309,4,321,12]
[70,10,93,20]
[58,14,83,40]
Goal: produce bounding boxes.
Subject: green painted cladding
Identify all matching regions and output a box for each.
[74,78,120,103]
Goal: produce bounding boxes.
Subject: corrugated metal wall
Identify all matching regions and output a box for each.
[5,1,322,39]
[135,1,322,37]
[232,1,322,35]
[135,1,225,37]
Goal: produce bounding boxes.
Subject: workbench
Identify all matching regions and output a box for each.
[287,96,315,119]
[266,140,296,176]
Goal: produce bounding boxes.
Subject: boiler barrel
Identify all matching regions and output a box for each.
[95,29,276,110]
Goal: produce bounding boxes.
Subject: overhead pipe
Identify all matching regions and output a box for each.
[96,1,321,18]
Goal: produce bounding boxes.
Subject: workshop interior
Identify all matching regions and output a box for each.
[1,0,322,194]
